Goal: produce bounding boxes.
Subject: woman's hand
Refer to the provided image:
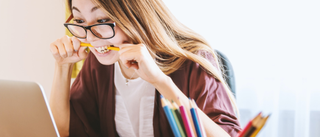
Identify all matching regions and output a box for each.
[118,43,168,85]
[118,44,231,137]
[50,35,88,66]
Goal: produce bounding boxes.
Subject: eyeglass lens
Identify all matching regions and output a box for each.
[68,25,114,38]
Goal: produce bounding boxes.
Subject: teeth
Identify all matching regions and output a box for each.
[95,46,110,54]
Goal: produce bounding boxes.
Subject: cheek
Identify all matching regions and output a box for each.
[109,51,120,61]
[110,27,130,44]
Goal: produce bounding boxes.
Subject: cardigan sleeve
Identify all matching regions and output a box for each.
[69,53,102,137]
[187,51,241,137]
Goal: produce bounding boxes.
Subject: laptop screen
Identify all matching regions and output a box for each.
[0,80,60,137]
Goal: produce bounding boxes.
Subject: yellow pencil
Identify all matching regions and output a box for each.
[80,42,93,47]
[107,47,120,51]
[243,114,262,137]
[80,42,120,51]
[250,115,270,137]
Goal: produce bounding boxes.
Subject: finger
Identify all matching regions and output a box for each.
[118,45,142,57]
[126,60,139,70]
[119,46,143,60]
[78,47,88,60]
[118,47,132,58]
[50,43,62,60]
[119,51,140,68]
[55,40,67,58]
[71,36,81,52]
[119,54,135,69]
[116,43,136,50]
[61,36,74,57]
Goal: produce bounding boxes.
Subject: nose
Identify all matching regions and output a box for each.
[86,29,99,43]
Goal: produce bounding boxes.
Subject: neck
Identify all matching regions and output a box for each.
[118,60,139,79]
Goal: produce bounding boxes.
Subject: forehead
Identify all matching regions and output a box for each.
[71,0,100,13]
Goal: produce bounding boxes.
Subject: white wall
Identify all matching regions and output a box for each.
[162,0,320,137]
[0,0,65,98]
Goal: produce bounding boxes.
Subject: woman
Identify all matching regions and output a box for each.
[49,0,241,136]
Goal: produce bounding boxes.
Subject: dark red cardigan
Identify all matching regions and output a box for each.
[69,52,241,137]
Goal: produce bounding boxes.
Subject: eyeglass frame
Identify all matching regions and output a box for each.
[64,14,116,39]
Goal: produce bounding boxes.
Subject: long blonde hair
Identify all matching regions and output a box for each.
[67,0,238,115]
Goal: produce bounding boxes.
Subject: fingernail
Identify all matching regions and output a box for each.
[74,50,78,52]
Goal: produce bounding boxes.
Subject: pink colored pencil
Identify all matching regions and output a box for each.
[177,98,195,137]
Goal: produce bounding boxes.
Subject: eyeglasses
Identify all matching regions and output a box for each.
[64,14,116,39]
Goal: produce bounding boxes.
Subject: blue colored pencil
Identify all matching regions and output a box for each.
[160,95,181,137]
[190,99,203,137]
[192,99,206,137]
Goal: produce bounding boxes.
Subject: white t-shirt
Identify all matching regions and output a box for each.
[114,61,155,137]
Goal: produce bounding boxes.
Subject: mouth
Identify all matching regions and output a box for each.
[94,45,112,54]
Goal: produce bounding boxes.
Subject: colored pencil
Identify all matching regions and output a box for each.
[242,114,262,137]
[160,95,181,137]
[80,42,120,51]
[80,42,94,47]
[192,99,206,137]
[237,112,262,137]
[190,99,203,137]
[176,98,196,137]
[167,100,185,137]
[250,114,270,137]
[172,102,187,137]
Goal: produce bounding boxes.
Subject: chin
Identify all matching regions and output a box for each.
[96,57,117,65]
[90,47,119,65]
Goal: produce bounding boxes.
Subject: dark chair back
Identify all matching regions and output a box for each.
[215,50,236,98]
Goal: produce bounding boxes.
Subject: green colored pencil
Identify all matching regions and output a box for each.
[167,100,186,137]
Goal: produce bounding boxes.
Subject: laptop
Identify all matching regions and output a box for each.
[0,80,60,137]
